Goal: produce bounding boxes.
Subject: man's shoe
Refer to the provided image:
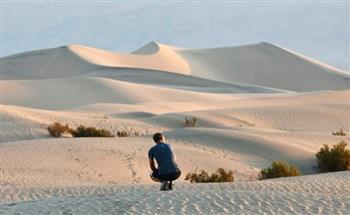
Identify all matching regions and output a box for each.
[168,181,173,190]
[160,181,169,191]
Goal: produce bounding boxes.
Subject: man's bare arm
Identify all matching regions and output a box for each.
[149,158,157,171]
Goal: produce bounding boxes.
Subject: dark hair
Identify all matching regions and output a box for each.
[153,132,163,143]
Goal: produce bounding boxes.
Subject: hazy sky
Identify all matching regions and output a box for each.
[2,1,349,70]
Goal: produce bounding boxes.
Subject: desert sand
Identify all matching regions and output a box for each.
[0,41,349,214]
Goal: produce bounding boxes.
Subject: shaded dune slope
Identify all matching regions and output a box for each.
[179,42,350,91]
[2,77,258,109]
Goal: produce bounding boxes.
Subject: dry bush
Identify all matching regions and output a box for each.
[184,116,197,127]
[316,141,350,172]
[116,129,140,137]
[47,122,73,137]
[70,125,114,137]
[185,168,234,183]
[332,128,347,136]
[259,161,300,180]
[117,130,129,137]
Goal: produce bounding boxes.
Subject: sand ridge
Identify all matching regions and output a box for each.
[2,41,349,91]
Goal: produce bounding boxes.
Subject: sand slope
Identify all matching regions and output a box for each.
[1,75,285,110]
[180,42,350,91]
[1,42,349,214]
[2,41,349,91]
[1,172,349,214]
[1,91,349,176]
[69,42,191,75]
[1,46,99,79]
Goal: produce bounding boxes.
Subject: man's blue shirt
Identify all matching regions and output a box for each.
[148,142,180,175]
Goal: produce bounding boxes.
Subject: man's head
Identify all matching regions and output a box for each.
[153,132,164,143]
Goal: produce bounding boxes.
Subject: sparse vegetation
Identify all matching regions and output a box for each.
[184,116,198,127]
[117,130,129,137]
[259,161,300,180]
[71,125,114,137]
[48,122,114,138]
[316,141,350,172]
[47,122,73,137]
[332,128,347,136]
[185,168,234,183]
[116,129,140,137]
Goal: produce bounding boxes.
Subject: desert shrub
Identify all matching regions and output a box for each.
[184,116,197,127]
[116,129,140,137]
[259,161,300,180]
[185,168,234,183]
[316,141,350,172]
[47,122,73,137]
[117,130,129,137]
[332,128,347,136]
[70,125,114,137]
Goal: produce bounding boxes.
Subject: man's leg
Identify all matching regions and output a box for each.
[150,170,161,182]
[162,171,181,181]
[150,170,171,191]
[150,176,160,182]
[160,181,169,191]
[168,181,173,190]
[159,171,181,191]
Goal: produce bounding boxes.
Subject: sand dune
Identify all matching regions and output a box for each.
[1,91,348,173]
[1,172,349,214]
[1,42,349,214]
[69,42,191,75]
[2,41,349,91]
[1,74,285,110]
[1,46,99,79]
[83,68,286,94]
[1,77,245,109]
[179,42,350,91]
[0,127,347,187]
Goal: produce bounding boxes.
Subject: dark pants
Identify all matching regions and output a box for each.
[152,170,181,181]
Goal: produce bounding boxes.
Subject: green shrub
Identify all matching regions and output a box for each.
[316,141,350,172]
[259,161,300,180]
[332,128,347,136]
[184,116,197,127]
[185,168,234,183]
[70,125,114,137]
[47,122,73,137]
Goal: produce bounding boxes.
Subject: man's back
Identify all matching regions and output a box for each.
[148,142,179,175]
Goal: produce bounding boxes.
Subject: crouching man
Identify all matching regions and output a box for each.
[149,133,181,191]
